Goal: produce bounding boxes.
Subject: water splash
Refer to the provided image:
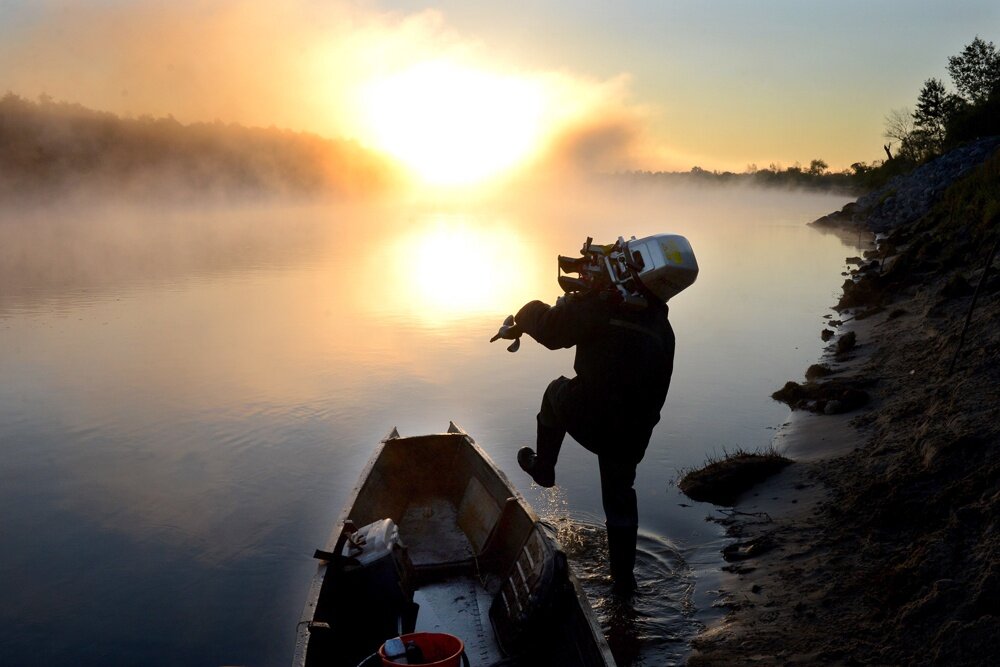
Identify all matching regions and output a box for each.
[542,512,704,666]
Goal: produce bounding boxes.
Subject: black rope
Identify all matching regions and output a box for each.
[948,228,1000,376]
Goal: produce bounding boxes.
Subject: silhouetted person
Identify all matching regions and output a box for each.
[492,234,696,594]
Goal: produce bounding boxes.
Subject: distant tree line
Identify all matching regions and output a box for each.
[860,36,1000,188]
[0,93,399,201]
[618,158,857,193]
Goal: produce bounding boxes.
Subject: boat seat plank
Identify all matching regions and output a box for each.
[399,498,474,569]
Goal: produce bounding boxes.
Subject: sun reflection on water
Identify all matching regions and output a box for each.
[382,217,535,324]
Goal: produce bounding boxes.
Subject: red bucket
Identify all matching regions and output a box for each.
[379,632,464,667]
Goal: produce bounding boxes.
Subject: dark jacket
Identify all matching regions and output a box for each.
[515,291,675,457]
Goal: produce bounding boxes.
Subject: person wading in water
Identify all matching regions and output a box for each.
[491,234,697,594]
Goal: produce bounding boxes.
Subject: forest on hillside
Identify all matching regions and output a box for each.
[0,93,399,201]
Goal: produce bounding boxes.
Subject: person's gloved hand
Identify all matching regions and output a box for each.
[490,315,522,352]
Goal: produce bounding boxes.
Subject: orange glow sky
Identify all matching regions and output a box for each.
[1,1,997,185]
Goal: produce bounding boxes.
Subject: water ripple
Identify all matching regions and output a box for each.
[543,514,704,666]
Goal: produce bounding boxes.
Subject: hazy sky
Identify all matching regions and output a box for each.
[1,1,998,175]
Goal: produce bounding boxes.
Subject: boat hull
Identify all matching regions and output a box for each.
[292,424,615,667]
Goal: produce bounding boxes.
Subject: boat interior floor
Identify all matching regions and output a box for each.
[399,498,506,666]
[412,576,504,666]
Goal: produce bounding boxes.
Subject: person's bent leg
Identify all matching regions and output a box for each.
[518,378,569,488]
[599,456,639,594]
[535,414,565,470]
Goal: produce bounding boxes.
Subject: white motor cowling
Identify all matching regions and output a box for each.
[341,518,403,566]
[625,234,699,303]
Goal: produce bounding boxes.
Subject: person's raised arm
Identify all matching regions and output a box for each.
[514,295,607,350]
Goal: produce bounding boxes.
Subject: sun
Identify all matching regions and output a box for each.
[360,60,547,186]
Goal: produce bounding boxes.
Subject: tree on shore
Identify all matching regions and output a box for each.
[883,108,913,147]
[946,36,1000,105]
[807,159,828,176]
[911,78,958,158]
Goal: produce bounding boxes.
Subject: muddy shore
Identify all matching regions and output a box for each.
[686,141,1000,666]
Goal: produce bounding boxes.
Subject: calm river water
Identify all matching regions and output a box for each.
[0,184,858,666]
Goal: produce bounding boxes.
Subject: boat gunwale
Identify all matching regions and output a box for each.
[291,428,397,667]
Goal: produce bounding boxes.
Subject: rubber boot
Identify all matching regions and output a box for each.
[607,525,638,595]
[517,421,564,488]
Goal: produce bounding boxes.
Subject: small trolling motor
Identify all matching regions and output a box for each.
[491,233,699,352]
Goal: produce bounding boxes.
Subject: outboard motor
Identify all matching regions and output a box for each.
[309,519,417,667]
[558,233,699,308]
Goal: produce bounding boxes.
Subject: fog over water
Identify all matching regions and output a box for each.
[0,184,860,665]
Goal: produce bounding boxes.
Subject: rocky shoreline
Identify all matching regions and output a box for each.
[686,138,1000,666]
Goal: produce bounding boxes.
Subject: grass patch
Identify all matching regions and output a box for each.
[678,447,792,506]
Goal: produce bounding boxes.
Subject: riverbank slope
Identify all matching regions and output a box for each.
[687,138,1000,666]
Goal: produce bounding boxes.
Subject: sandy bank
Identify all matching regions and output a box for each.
[686,141,1000,666]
